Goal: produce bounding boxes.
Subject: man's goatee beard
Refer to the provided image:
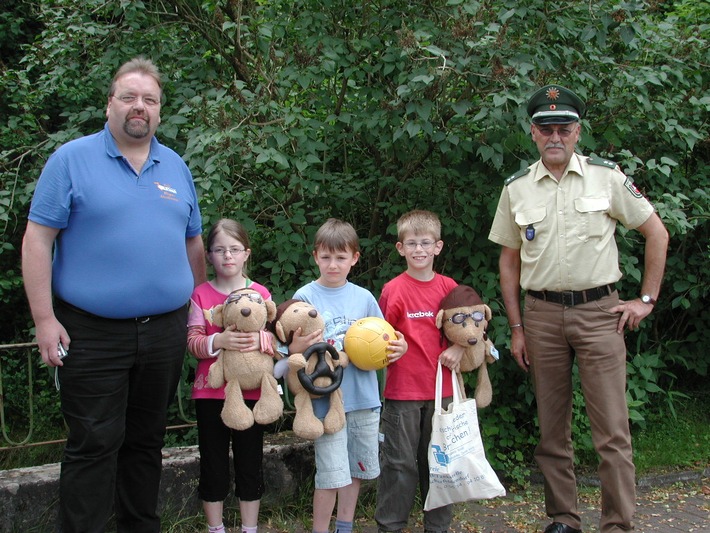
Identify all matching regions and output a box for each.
[124,119,150,139]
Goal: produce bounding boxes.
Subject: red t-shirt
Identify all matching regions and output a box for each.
[379,272,458,400]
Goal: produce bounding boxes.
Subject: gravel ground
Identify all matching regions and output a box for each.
[254,471,709,533]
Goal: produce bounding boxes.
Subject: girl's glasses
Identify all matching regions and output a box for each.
[210,247,246,256]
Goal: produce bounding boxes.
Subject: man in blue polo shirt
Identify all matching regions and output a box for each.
[22,57,206,533]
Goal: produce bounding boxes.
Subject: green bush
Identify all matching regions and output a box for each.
[0,0,707,473]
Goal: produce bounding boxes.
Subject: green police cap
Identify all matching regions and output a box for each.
[527,85,586,125]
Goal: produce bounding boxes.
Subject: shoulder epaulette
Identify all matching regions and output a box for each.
[587,155,617,169]
[504,167,530,186]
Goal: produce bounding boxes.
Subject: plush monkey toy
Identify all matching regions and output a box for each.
[436,285,497,408]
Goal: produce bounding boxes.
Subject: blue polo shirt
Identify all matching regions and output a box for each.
[29,123,202,319]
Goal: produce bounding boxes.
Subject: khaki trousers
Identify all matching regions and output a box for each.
[524,291,635,532]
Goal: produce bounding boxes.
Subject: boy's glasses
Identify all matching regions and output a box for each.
[402,240,436,250]
[447,311,485,324]
[210,247,246,256]
[225,292,263,305]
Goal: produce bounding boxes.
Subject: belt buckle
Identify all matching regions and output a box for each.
[561,291,576,306]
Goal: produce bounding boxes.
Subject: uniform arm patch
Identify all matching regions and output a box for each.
[624,177,643,198]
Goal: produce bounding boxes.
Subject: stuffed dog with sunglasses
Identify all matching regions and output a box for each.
[207,287,282,430]
[436,285,497,408]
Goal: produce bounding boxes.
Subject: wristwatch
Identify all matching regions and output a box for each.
[640,294,657,305]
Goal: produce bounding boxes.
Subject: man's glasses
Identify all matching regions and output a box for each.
[447,311,485,324]
[535,125,575,138]
[210,247,246,257]
[225,291,263,305]
[402,240,437,251]
[112,94,161,107]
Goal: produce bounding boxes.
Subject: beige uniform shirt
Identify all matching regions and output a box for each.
[488,153,654,291]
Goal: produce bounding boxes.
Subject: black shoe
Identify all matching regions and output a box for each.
[544,523,581,533]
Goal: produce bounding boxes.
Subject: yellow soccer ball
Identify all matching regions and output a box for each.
[344,317,396,371]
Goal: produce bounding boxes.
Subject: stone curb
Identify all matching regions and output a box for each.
[0,440,316,533]
[635,466,710,488]
[528,465,710,488]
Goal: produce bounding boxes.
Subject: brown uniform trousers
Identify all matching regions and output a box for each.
[524,291,635,532]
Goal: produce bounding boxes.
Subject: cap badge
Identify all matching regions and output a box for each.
[549,104,557,110]
[546,87,560,100]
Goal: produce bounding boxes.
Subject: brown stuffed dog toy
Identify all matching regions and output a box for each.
[273,299,348,440]
[436,285,496,408]
[207,287,283,430]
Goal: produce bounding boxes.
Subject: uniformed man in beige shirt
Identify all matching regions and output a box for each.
[488,85,669,533]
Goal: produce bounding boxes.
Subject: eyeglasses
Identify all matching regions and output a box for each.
[225,292,263,305]
[447,311,485,324]
[112,94,161,107]
[210,247,246,257]
[535,125,575,138]
[402,240,437,251]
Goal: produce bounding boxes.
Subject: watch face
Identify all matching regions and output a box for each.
[642,295,654,304]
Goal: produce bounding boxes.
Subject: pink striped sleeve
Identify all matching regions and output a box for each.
[187,324,213,359]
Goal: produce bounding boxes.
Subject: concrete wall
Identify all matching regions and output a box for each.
[0,437,315,532]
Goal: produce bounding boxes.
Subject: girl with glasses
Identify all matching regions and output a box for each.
[187,218,274,533]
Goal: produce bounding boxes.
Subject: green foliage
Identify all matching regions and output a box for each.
[0,346,65,467]
[632,391,710,474]
[0,0,708,473]
[626,344,690,426]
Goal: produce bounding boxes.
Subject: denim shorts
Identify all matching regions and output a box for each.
[314,407,381,489]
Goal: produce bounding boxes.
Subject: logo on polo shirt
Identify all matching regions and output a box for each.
[154,181,178,201]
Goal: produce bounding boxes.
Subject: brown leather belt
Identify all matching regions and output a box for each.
[527,284,614,307]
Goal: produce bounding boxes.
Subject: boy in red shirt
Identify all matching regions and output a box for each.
[375,210,464,533]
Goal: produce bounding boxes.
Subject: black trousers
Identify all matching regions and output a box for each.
[55,300,187,533]
[195,399,265,502]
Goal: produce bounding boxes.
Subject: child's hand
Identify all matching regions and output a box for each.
[386,331,408,364]
[235,331,260,352]
[289,327,323,354]
[214,326,259,352]
[439,344,464,372]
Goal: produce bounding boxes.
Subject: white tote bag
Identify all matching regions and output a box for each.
[424,362,506,511]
